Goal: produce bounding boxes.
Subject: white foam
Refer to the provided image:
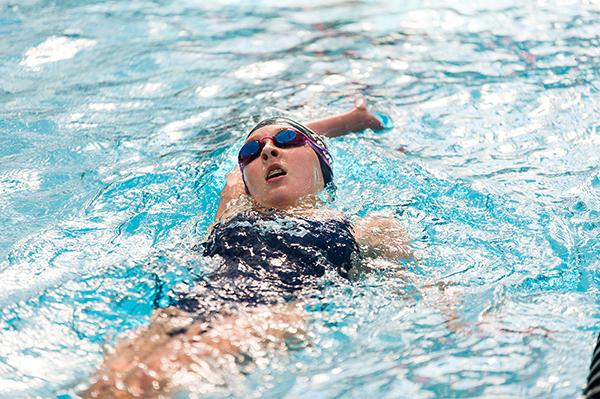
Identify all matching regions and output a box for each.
[21,36,97,70]
[233,60,287,81]
[129,82,167,96]
[0,169,41,195]
[159,110,212,142]
[196,85,220,98]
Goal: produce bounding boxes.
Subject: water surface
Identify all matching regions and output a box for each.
[0,0,598,397]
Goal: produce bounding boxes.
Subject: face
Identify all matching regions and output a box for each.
[241,124,325,208]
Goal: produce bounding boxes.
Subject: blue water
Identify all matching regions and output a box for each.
[1,0,599,397]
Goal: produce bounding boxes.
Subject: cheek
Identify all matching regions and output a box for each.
[312,163,323,186]
[291,151,322,186]
[242,162,263,190]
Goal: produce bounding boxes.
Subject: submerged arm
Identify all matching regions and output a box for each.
[353,214,413,261]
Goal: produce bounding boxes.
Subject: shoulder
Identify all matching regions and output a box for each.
[353,212,413,260]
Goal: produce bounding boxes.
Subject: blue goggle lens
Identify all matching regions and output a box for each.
[238,129,306,166]
[274,129,298,145]
[239,140,261,161]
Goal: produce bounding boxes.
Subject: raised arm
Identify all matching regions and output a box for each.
[305,96,384,138]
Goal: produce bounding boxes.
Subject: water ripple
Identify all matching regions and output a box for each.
[0,0,598,397]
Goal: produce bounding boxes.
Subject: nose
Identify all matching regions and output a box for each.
[261,139,280,161]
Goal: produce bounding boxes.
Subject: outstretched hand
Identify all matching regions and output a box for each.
[350,95,384,131]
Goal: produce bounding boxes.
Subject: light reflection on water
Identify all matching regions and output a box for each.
[0,0,598,397]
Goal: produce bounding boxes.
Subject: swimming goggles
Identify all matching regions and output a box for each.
[238,128,312,168]
[239,117,334,189]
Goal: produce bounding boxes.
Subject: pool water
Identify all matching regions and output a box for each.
[1,0,598,397]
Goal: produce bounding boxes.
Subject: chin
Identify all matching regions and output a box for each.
[262,195,297,209]
[258,189,304,209]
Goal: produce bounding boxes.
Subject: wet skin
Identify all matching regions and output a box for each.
[241,124,325,209]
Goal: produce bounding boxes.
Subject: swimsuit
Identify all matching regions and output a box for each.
[585,332,600,398]
[173,210,359,320]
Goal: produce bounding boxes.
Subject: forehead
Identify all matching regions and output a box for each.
[246,124,291,142]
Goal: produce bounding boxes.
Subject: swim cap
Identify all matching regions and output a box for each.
[244,116,334,187]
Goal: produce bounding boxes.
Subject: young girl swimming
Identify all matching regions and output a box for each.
[84,97,412,398]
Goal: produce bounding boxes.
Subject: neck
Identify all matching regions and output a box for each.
[254,194,322,214]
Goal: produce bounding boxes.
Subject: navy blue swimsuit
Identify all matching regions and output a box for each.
[174,210,359,318]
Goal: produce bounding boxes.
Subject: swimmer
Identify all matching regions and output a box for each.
[84,97,412,398]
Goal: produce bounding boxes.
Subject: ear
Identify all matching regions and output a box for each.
[241,168,252,196]
[313,158,325,191]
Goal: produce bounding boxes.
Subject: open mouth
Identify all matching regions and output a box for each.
[265,165,287,181]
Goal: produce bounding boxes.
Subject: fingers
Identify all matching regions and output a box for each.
[354,95,367,110]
